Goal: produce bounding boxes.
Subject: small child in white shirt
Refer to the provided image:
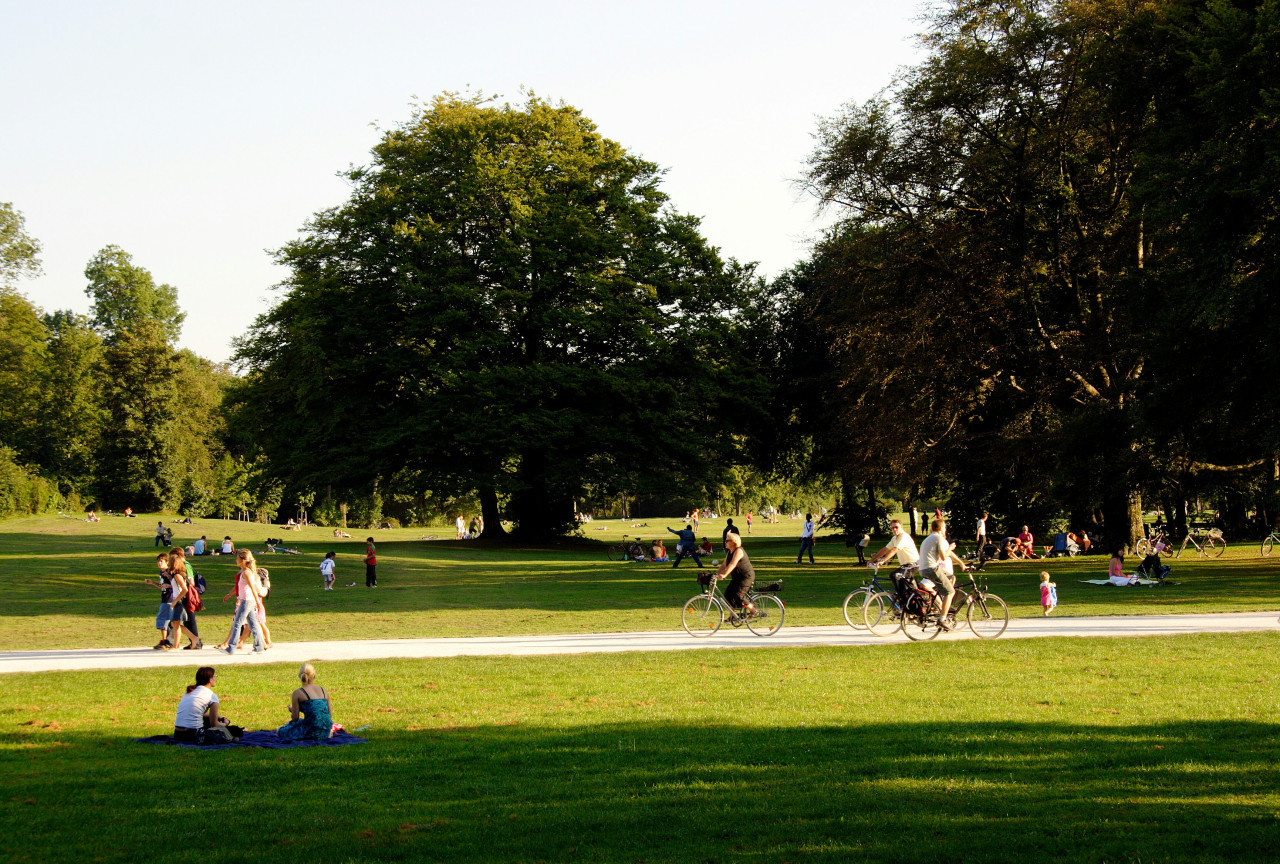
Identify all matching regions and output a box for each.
[320,552,336,591]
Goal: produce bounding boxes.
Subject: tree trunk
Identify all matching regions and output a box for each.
[1102,490,1143,553]
[477,485,505,541]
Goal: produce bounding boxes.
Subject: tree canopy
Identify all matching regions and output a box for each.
[234,94,765,537]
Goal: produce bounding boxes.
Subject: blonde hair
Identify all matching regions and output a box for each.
[298,663,316,685]
[1040,571,1050,582]
[236,549,257,575]
[724,532,742,548]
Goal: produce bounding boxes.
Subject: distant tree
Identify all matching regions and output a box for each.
[0,289,47,464]
[235,94,761,538]
[33,312,103,494]
[84,245,184,343]
[0,202,42,288]
[96,321,179,510]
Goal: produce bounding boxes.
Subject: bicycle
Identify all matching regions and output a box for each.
[681,571,784,637]
[1134,531,1174,558]
[1176,527,1225,559]
[862,569,1009,640]
[841,562,899,629]
[606,535,649,562]
[1261,528,1279,557]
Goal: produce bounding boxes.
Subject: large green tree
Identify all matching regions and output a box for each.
[84,245,184,344]
[796,0,1278,547]
[234,94,761,537]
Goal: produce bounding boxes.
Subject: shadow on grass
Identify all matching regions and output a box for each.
[3,719,1278,862]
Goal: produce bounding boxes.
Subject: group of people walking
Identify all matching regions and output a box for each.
[147,546,270,654]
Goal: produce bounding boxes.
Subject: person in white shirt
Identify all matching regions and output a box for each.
[975,512,988,548]
[173,666,228,743]
[795,513,816,564]
[320,551,336,590]
[866,520,920,573]
[918,518,968,629]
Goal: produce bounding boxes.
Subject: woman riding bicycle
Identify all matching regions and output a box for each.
[717,532,756,618]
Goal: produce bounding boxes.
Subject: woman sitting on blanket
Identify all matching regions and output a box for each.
[278,663,334,742]
[173,666,234,743]
[1108,550,1136,586]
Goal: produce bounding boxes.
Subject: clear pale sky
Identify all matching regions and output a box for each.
[2,1,927,363]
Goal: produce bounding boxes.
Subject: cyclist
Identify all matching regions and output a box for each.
[716,532,756,619]
[918,517,967,630]
[866,520,919,574]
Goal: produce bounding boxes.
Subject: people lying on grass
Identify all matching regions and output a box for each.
[1108,550,1137,586]
[163,546,202,650]
[146,553,174,648]
[865,519,919,574]
[716,532,757,619]
[216,550,266,653]
[174,666,232,743]
[650,539,668,562]
[332,528,350,538]
[278,663,335,742]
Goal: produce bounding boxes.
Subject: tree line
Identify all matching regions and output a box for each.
[1,0,1276,544]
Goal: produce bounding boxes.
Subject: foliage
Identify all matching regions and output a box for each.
[0,447,62,517]
[83,245,184,344]
[0,201,42,288]
[233,93,765,538]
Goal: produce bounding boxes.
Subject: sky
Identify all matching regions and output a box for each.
[1,0,928,364]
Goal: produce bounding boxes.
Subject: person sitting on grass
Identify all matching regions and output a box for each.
[699,537,714,558]
[173,666,233,744]
[1108,550,1136,586]
[333,528,350,538]
[1016,525,1038,558]
[650,539,668,563]
[278,663,334,742]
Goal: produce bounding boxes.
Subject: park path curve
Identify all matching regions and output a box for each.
[0,611,1276,674]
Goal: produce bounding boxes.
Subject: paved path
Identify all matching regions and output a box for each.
[1,611,1276,674]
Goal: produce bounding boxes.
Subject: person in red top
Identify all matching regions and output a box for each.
[1016,525,1036,558]
[364,537,378,587]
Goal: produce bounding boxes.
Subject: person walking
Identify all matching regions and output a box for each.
[222,550,265,654]
[975,512,988,549]
[795,513,816,564]
[745,511,753,534]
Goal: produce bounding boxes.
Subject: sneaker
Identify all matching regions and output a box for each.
[938,619,953,631]
[225,646,237,655]
[152,640,170,650]
[252,647,265,654]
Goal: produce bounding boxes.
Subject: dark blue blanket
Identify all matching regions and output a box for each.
[136,729,367,749]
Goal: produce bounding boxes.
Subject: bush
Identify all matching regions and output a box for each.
[0,448,64,518]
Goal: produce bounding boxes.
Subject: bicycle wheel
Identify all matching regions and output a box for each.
[842,588,870,629]
[1263,535,1275,557]
[606,544,623,562]
[864,591,902,636]
[967,593,1009,639]
[1134,538,1151,557]
[746,594,785,636]
[1203,537,1225,558]
[901,601,941,641]
[681,595,723,636]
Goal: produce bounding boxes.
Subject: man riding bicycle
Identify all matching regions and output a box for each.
[866,520,919,575]
[918,517,968,630]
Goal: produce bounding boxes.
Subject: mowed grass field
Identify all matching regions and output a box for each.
[1,513,1278,650]
[3,634,1280,863]
[3,516,1280,862]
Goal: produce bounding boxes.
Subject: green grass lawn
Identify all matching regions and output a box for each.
[1,513,1278,651]
[3,633,1279,862]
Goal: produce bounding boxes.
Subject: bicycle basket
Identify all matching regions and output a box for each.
[755,580,783,594]
[697,571,714,587]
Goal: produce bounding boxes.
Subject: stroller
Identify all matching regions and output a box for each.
[1135,553,1171,583]
[1046,533,1079,558]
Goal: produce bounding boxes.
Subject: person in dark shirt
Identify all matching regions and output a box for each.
[667,524,702,567]
[717,532,756,618]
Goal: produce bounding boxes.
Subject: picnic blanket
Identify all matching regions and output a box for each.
[137,729,367,750]
[1078,578,1169,587]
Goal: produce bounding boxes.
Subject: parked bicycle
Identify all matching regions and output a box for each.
[1134,531,1174,558]
[1177,527,1225,558]
[681,571,784,637]
[606,535,649,562]
[1260,528,1279,557]
[862,568,1009,640]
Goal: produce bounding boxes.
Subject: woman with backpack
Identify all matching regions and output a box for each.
[163,546,203,650]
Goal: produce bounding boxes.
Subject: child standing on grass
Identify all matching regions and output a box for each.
[364,538,377,587]
[320,551,336,590]
[1040,571,1058,616]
